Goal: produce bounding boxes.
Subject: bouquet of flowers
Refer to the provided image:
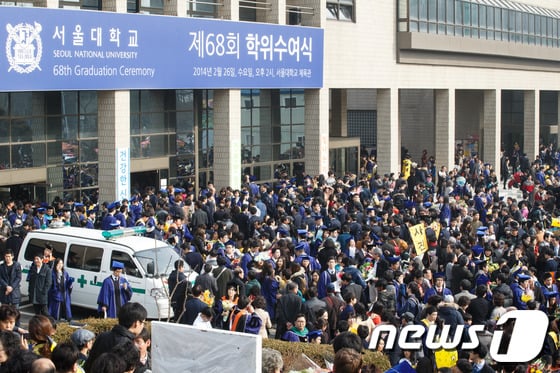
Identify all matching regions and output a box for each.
[202,289,214,307]
[521,291,534,304]
[360,261,374,280]
[221,299,235,313]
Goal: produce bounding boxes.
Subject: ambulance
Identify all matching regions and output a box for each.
[17,225,196,319]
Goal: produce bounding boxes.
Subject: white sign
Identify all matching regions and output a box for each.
[151,321,262,372]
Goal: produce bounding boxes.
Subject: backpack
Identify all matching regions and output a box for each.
[243,312,262,335]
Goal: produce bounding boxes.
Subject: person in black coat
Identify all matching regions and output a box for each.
[27,254,52,316]
[0,249,22,307]
[275,281,303,339]
[466,285,491,325]
[84,302,147,373]
[179,285,208,325]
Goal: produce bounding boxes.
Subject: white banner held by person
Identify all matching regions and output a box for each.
[151,321,262,372]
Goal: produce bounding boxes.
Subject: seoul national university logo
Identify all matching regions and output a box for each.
[6,22,43,74]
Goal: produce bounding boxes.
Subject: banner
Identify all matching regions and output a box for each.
[410,223,429,255]
[151,321,262,372]
[0,6,323,91]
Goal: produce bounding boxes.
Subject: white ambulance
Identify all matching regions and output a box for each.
[17,225,194,319]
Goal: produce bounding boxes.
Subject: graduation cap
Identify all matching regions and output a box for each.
[299,255,311,261]
[386,256,401,264]
[295,242,307,251]
[107,202,117,211]
[434,272,446,279]
[313,214,323,220]
[297,229,308,236]
[111,260,125,270]
[110,222,121,229]
[130,196,138,202]
[37,207,46,213]
[545,291,558,298]
[277,228,289,236]
[307,329,322,342]
[471,245,484,256]
[517,273,531,282]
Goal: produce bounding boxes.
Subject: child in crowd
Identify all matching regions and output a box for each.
[133,328,152,373]
[193,307,213,329]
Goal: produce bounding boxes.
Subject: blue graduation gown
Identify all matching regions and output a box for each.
[97,275,132,318]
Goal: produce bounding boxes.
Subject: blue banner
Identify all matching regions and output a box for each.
[0,6,323,91]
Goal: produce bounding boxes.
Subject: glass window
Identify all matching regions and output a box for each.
[326,1,354,22]
[80,139,98,163]
[0,146,9,170]
[487,6,494,30]
[68,244,103,272]
[455,2,462,25]
[508,10,515,32]
[471,4,478,28]
[0,119,8,144]
[494,7,501,30]
[25,238,67,262]
[419,0,427,21]
[111,251,142,278]
[479,5,486,28]
[428,0,436,22]
[10,92,33,117]
[446,0,454,23]
[0,93,8,117]
[437,0,446,23]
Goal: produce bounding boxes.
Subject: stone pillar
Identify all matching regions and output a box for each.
[33,0,58,7]
[164,0,187,16]
[330,89,347,137]
[260,0,286,24]
[483,89,501,176]
[434,89,455,171]
[376,88,400,176]
[523,90,539,161]
[213,90,242,190]
[101,0,127,12]
[98,91,130,203]
[220,0,240,21]
[96,0,130,203]
[300,0,323,27]
[304,88,329,177]
[556,93,560,148]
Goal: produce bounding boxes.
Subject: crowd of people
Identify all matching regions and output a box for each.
[0,143,560,372]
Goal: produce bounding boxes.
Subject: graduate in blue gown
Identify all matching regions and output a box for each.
[97,260,132,318]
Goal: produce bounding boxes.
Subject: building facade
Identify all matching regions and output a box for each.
[0,0,559,203]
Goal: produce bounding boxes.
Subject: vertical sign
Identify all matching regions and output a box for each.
[410,223,428,255]
[116,148,130,201]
